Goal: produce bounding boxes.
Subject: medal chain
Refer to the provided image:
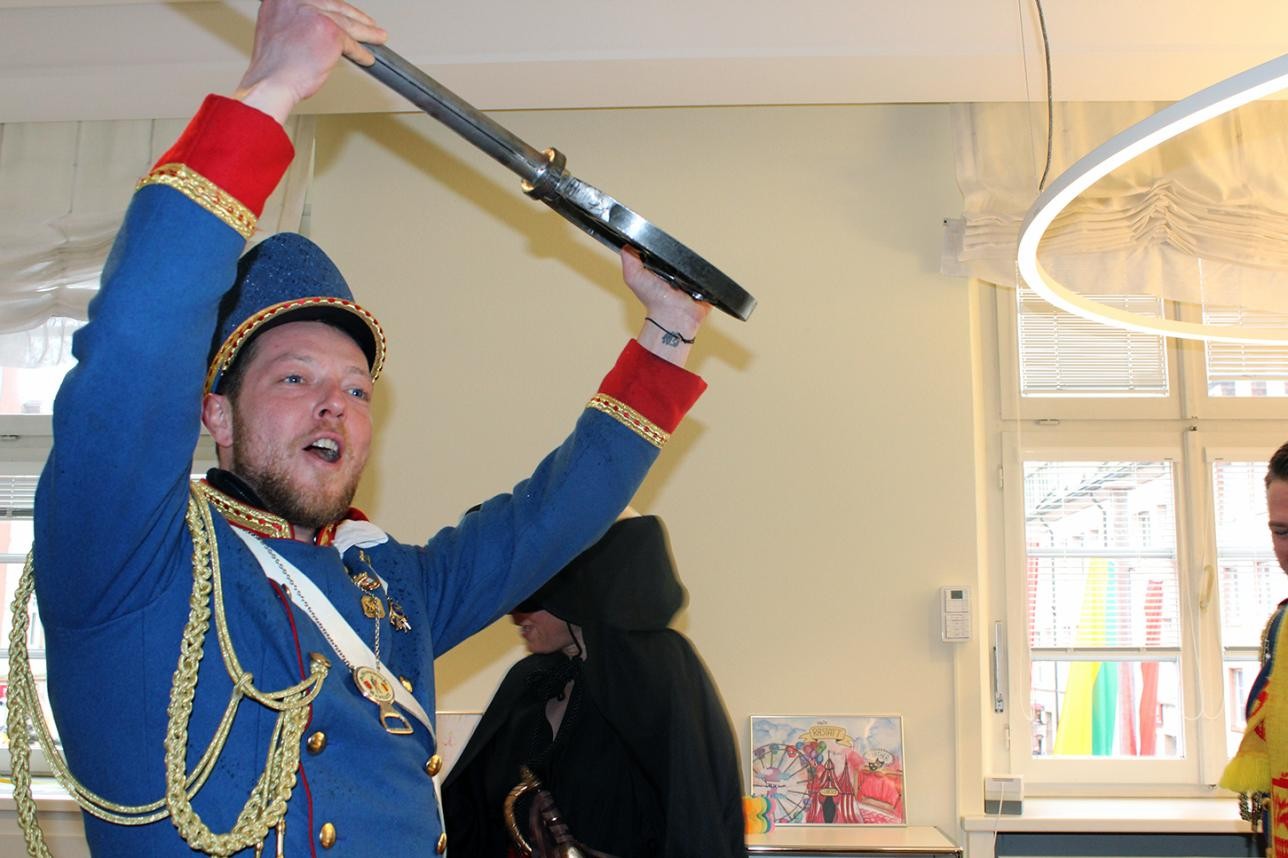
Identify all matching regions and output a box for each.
[351,550,411,633]
[258,538,379,667]
[249,535,414,737]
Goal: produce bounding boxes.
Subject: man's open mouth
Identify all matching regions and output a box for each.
[306,437,341,463]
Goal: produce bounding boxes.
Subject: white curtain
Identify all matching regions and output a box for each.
[945,101,1288,315]
[0,114,314,339]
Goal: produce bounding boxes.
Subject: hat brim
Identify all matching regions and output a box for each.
[205,296,386,394]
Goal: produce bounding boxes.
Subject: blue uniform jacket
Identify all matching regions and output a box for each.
[32,96,704,857]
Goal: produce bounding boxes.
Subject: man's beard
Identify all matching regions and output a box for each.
[230,433,360,530]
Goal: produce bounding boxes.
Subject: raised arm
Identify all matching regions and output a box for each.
[622,247,713,368]
[34,0,387,628]
[234,0,386,125]
[417,255,713,653]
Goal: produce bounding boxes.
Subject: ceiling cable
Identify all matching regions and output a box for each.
[1034,0,1054,190]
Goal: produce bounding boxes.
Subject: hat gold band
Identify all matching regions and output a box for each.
[205,296,386,394]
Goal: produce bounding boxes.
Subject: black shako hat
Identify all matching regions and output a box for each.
[205,233,386,394]
[514,516,686,631]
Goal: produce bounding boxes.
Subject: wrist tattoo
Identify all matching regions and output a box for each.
[644,317,695,347]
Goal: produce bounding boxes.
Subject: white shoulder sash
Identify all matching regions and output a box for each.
[230,527,434,739]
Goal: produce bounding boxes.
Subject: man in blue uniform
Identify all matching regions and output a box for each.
[27,1,711,855]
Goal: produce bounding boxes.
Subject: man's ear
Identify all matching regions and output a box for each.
[202,393,234,448]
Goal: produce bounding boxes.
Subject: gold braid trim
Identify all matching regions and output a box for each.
[205,296,386,394]
[195,480,293,540]
[137,164,257,240]
[9,485,328,856]
[586,393,669,449]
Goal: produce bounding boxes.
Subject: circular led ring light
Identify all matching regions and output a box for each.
[1017,53,1288,344]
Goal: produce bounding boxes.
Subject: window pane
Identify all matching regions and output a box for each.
[1016,288,1169,398]
[1213,459,1288,758]
[0,318,82,416]
[1030,658,1182,758]
[1205,307,1288,398]
[1023,461,1180,649]
[1225,658,1260,759]
[1213,460,1288,650]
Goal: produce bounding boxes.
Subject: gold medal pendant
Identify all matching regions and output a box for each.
[360,593,386,619]
[351,571,380,591]
[352,665,413,734]
[388,599,411,633]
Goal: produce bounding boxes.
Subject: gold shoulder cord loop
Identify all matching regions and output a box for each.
[8,484,330,856]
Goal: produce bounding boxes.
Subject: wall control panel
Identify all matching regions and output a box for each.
[941,586,971,642]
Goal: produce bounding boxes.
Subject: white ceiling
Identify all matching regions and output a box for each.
[3,0,1287,123]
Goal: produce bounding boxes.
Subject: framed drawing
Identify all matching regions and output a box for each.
[749,714,906,826]
[434,710,482,780]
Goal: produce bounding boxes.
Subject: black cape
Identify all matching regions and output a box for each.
[441,516,747,857]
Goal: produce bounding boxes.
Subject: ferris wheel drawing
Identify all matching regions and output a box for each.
[750,742,817,823]
[749,715,908,826]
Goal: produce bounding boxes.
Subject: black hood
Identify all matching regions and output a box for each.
[522,516,685,631]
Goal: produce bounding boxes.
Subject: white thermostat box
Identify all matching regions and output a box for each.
[941,586,971,642]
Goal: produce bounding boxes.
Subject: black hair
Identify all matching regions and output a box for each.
[1267,441,1288,488]
[216,334,262,404]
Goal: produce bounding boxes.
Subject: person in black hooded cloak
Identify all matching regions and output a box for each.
[441,512,747,857]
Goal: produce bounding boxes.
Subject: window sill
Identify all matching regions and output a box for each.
[961,796,1249,834]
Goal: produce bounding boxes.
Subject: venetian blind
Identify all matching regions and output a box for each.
[0,475,37,520]
[1017,288,1169,398]
[1204,307,1288,394]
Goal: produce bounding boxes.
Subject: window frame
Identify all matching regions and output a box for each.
[1001,433,1200,786]
[992,276,1288,792]
[1201,440,1288,770]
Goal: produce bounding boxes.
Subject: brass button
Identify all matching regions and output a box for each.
[306,731,327,755]
[424,754,443,776]
[319,822,336,849]
[308,651,331,671]
[436,832,447,854]
[398,675,414,693]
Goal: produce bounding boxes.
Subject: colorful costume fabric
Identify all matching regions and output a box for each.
[1222,599,1288,855]
[441,516,747,858]
[33,96,705,857]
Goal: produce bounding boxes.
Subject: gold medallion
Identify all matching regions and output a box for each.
[361,593,386,619]
[352,665,413,735]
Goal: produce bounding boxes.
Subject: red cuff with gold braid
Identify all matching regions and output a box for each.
[588,340,707,449]
[151,94,293,217]
[136,95,293,239]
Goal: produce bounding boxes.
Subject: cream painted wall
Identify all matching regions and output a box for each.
[307,103,978,838]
